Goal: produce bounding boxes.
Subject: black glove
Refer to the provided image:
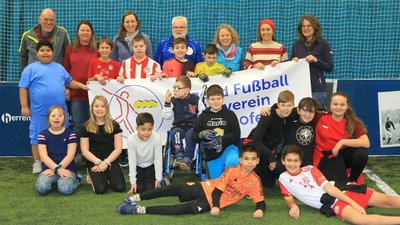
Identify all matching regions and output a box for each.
[222,68,232,77]
[199,130,216,140]
[197,73,209,82]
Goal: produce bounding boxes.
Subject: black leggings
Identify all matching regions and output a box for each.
[140,183,210,215]
[88,161,126,194]
[340,147,368,182]
[136,164,155,193]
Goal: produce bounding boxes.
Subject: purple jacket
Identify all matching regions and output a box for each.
[291,40,333,92]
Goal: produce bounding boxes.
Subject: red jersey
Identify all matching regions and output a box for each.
[314,115,367,165]
[279,165,328,209]
[119,56,161,79]
[200,165,264,209]
[87,58,120,80]
[162,58,195,78]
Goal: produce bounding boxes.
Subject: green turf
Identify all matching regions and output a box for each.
[0,157,398,225]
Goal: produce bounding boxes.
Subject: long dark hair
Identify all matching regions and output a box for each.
[297,14,323,42]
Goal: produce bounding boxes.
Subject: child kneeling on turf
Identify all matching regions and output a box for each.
[279,145,400,224]
[127,112,162,193]
[193,84,241,179]
[116,144,265,217]
[162,75,205,170]
[36,106,80,195]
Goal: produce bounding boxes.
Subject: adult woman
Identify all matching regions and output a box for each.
[244,19,287,70]
[63,20,98,140]
[291,14,333,109]
[314,92,369,183]
[111,11,152,63]
[213,24,243,72]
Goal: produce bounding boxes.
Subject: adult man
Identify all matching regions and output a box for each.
[19,8,70,71]
[154,16,203,66]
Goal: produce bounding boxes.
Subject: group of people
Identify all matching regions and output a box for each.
[17,8,400,224]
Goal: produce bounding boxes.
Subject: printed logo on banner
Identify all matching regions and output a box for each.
[1,113,30,124]
[101,85,164,139]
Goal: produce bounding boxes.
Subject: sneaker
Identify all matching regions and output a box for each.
[124,194,140,205]
[116,203,140,214]
[119,155,129,167]
[32,160,42,174]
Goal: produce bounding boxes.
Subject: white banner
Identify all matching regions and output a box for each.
[88,59,311,147]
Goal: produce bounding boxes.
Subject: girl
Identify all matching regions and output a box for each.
[35,105,80,195]
[80,95,126,194]
[314,92,370,183]
[244,19,288,70]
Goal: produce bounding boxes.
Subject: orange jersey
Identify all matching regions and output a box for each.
[200,165,264,208]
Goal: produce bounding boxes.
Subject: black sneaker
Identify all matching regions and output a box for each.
[119,155,129,167]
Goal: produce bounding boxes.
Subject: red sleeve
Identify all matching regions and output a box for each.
[63,45,72,72]
[352,122,367,138]
[279,182,291,196]
[310,167,327,186]
[119,61,126,78]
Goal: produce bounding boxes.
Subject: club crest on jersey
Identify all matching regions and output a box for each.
[144,66,151,73]
[188,104,197,113]
[108,65,113,70]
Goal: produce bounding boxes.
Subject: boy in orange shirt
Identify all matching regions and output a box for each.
[116,143,265,217]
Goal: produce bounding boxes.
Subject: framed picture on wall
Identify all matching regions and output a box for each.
[378,91,400,148]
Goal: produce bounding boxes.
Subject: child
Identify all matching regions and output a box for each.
[127,112,162,193]
[245,90,295,188]
[162,76,205,170]
[87,37,121,85]
[19,40,88,174]
[35,105,80,195]
[161,37,195,78]
[116,144,265,217]
[80,95,126,194]
[192,84,241,179]
[117,35,162,83]
[279,145,400,224]
[194,44,226,78]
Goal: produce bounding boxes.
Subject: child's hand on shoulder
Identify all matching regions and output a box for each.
[210,207,220,216]
[260,106,271,116]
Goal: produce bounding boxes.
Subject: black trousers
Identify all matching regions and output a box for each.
[140,183,211,215]
[136,164,156,193]
[88,161,126,194]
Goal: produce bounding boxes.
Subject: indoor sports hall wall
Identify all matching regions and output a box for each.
[1,0,399,81]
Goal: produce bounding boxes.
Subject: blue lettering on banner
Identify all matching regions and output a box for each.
[232,74,289,95]
[239,112,261,125]
[226,95,270,110]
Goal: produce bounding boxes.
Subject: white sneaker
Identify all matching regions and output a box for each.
[32,160,42,174]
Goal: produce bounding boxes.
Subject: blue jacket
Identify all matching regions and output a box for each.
[110,31,152,63]
[291,40,333,92]
[216,46,244,72]
[154,35,203,66]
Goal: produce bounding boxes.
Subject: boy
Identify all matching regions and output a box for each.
[161,37,195,78]
[194,44,226,79]
[127,113,162,193]
[279,145,400,224]
[245,90,295,188]
[192,84,241,179]
[117,35,162,83]
[19,40,87,174]
[162,76,205,170]
[87,37,121,85]
[116,144,265,217]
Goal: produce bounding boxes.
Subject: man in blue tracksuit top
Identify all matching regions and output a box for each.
[154,16,203,66]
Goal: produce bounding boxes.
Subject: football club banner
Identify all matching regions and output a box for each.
[88,59,312,147]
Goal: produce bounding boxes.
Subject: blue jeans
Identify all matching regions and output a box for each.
[312,91,327,109]
[206,144,239,179]
[170,127,195,159]
[69,100,90,134]
[36,172,79,195]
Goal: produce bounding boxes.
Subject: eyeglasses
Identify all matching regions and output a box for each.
[172,26,187,30]
[173,86,186,91]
